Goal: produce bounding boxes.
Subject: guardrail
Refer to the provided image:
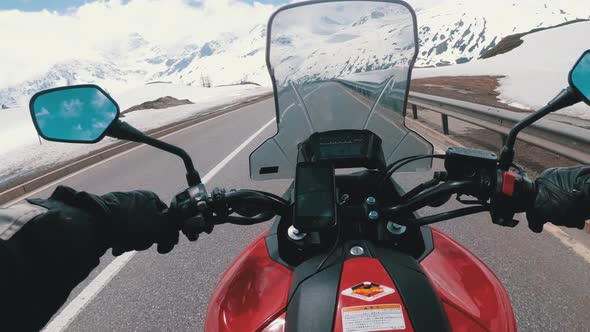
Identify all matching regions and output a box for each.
[338,79,590,164]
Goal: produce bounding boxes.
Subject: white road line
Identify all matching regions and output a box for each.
[41,118,275,332]
[544,224,590,264]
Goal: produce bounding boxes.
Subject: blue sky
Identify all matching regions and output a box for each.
[0,0,288,12]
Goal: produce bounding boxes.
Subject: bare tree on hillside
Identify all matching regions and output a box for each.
[200,74,212,88]
[240,74,249,85]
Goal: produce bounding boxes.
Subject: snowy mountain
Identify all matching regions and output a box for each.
[413,0,590,66]
[414,20,590,119]
[1,0,589,106]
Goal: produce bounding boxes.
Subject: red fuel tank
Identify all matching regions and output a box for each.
[205,228,516,332]
[205,233,292,332]
[420,228,517,332]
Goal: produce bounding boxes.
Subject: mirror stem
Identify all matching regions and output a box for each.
[499,87,580,170]
[107,120,202,186]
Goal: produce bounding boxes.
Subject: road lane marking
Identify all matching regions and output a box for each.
[408,116,590,264]
[335,83,406,132]
[544,224,590,264]
[40,118,275,332]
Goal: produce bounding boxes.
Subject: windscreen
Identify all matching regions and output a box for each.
[250,0,433,180]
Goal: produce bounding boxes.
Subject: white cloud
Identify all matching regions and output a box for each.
[91,90,109,108]
[35,107,50,116]
[92,120,108,129]
[61,98,84,117]
[0,0,276,87]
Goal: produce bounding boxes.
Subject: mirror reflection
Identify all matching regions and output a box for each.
[571,52,590,102]
[30,86,119,143]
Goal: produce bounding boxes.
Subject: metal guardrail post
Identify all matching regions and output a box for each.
[412,104,418,119]
[441,114,449,135]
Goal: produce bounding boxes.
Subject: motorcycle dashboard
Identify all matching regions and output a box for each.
[299,130,386,170]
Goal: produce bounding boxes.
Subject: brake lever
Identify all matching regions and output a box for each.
[456,194,487,205]
[383,180,474,218]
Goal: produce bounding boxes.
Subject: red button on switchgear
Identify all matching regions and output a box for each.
[502,172,516,196]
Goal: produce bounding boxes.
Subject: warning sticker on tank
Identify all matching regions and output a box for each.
[342,304,406,332]
[341,282,394,302]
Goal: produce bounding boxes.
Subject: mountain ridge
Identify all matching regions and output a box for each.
[1,0,588,106]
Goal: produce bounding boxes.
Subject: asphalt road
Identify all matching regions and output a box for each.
[25,84,589,331]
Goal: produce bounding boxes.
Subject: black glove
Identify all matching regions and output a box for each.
[526,166,590,233]
[50,186,180,255]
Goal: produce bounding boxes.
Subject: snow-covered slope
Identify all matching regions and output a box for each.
[412,0,590,66]
[154,24,270,88]
[0,0,588,107]
[414,21,590,118]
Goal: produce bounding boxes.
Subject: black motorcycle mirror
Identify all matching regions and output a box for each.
[29,84,202,186]
[499,50,590,170]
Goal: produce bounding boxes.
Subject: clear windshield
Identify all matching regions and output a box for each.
[250,0,432,180]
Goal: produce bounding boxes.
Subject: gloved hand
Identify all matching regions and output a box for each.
[526,166,590,233]
[100,190,180,255]
[50,186,180,255]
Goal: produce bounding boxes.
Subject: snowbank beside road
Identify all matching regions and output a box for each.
[112,83,264,112]
[0,84,270,185]
[414,21,590,119]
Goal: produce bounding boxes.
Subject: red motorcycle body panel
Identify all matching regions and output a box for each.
[205,233,292,332]
[420,228,517,332]
[205,228,516,332]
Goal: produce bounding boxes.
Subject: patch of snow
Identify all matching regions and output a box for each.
[414,21,590,119]
[0,85,270,184]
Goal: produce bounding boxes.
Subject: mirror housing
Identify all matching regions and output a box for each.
[569,49,590,105]
[29,84,203,186]
[29,85,119,143]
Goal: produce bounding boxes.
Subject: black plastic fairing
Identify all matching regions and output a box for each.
[285,250,344,332]
[369,243,451,332]
[284,241,450,332]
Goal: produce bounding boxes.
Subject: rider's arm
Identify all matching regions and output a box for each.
[0,186,179,331]
[526,166,590,232]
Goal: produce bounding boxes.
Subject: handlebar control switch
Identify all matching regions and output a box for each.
[445,147,497,181]
[490,170,534,228]
[170,184,213,239]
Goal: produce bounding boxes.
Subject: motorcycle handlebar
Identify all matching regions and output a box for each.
[172,151,537,232]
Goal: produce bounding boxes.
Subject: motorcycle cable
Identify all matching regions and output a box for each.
[314,193,350,274]
[379,154,446,185]
[399,172,447,202]
[238,189,290,205]
[377,154,423,181]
